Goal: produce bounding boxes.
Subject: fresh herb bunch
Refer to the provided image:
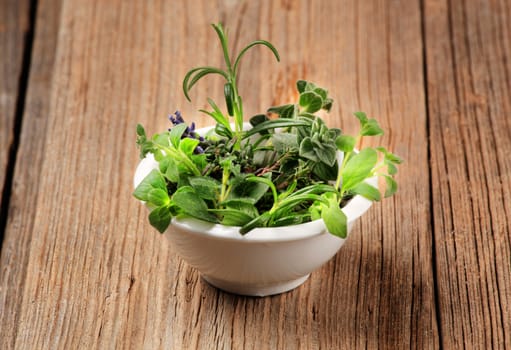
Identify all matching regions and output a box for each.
[134,23,402,237]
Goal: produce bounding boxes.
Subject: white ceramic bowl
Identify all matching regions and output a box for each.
[133,125,375,296]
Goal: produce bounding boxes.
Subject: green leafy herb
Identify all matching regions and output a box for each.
[134,23,402,237]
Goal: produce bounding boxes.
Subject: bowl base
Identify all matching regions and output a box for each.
[201,274,311,297]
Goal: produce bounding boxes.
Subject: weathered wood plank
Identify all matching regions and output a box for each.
[4,0,437,348]
[425,0,511,348]
[0,0,29,223]
[0,0,63,348]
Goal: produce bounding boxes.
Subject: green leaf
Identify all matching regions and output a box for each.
[169,123,187,148]
[211,209,254,226]
[299,137,318,161]
[182,66,229,101]
[383,175,398,197]
[229,175,270,203]
[335,135,356,152]
[313,162,338,181]
[147,188,170,206]
[189,177,220,200]
[249,114,269,126]
[179,137,200,155]
[322,97,333,112]
[354,111,368,125]
[321,193,348,238]
[267,104,297,119]
[341,148,378,191]
[315,143,337,167]
[296,80,307,93]
[224,83,235,116]
[158,156,180,183]
[272,133,298,153]
[133,169,167,201]
[136,124,146,137]
[148,206,172,233]
[360,118,384,136]
[386,161,398,175]
[243,118,310,138]
[233,40,280,74]
[171,186,217,222]
[351,182,381,201]
[313,87,328,100]
[215,123,233,138]
[299,91,323,113]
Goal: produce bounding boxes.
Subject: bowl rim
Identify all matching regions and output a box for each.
[133,123,375,243]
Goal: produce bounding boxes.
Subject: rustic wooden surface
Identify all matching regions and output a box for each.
[0,0,508,349]
[0,0,29,228]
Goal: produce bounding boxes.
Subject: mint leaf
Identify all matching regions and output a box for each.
[148,206,172,233]
[189,177,220,200]
[179,137,200,155]
[133,169,167,201]
[169,123,188,148]
[171,186,217,222]
[147,188,170,206]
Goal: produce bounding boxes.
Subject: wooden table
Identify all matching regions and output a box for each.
[1,0,510,348]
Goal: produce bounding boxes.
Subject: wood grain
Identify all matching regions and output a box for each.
[0,0,63,348]
[1,0,439,348]
[425,0,511,348]
[0,0,29,222]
